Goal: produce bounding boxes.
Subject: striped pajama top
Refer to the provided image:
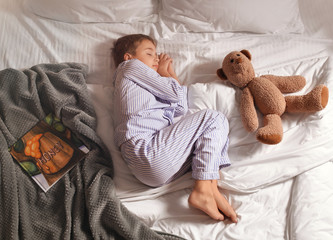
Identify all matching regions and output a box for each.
[113,59,188,147]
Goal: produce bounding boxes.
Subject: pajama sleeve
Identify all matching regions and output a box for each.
[122,59,185,103]
[174,85,188,117]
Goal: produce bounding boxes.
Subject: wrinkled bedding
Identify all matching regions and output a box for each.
[0,63,182,239]
[1,0,333,239]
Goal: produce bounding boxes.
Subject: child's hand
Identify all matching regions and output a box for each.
[167,59,179,82]
[157,53,180,83]
[157,53,173,77]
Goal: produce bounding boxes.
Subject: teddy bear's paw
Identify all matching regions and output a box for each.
[304,84,329,111]
[320,85,329,109]
[256,114,283,144]
[285,84,329,113]
[256,132,282,145]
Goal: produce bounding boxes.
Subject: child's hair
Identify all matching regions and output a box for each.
[113,34,156,67]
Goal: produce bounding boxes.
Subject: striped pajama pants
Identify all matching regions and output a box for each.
[121,109,230,187]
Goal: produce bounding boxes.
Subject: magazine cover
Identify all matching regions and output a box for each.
[9,113,89,192]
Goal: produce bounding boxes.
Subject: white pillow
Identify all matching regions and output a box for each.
[160,0,304,34]
[25,0,158,23]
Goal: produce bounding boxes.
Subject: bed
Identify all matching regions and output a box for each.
[1,0,332,239]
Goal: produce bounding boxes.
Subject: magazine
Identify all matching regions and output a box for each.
[9,113,89,192]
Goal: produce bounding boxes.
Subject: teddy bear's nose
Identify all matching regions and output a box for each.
[235,58,243,64]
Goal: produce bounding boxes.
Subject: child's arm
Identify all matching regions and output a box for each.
[123,59,184,103]
[158,53,188,116]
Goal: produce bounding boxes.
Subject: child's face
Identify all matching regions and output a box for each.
[126,39,159,71]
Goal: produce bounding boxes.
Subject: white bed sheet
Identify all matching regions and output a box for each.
[88,45,333,239]
[1,0,333,239]
[287,161,333,240]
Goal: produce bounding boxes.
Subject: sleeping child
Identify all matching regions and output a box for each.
[112,34,238,223]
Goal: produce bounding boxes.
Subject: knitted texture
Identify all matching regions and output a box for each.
[0,63,184,240]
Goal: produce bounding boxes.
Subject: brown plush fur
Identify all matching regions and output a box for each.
[217,50,329,144]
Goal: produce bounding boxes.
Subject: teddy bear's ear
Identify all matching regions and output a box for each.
[241,49,252,61]
[217,68,228,80]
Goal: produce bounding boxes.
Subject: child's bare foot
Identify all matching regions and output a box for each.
[212,180,238,223]
[188,180,225,220]
[188,180,238,223]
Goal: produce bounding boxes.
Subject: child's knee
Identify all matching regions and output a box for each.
[216,112,229,130]
[129,163,169,187]
[135,171,168,187]
[202,109,229,130]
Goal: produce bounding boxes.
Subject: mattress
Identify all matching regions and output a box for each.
[1,0,333,239]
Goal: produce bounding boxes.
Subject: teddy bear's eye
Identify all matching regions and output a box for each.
[230,59,234,63]
[237,54,240,56]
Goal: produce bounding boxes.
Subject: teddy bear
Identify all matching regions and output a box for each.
[216,49,329,144]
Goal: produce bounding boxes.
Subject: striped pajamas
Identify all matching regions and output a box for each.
[113,59,230,187]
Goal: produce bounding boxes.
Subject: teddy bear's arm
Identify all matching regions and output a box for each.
[261,75,306,93]
[240,87,258,132]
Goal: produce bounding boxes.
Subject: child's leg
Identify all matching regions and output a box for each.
[121,109,230,186]
[121,109,237,221]
[190,110,230,180]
